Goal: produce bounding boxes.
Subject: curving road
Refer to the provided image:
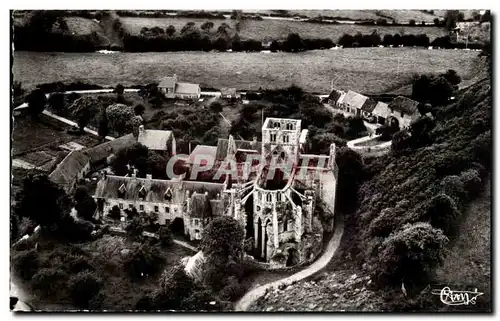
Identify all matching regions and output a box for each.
[234,219,344,311]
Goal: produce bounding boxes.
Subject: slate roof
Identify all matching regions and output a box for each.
[215,138,262,161]
[187,145,217,164]
[328,89,342,103]
[158,76,176,88]
[388,96,420,116]
[361,97,378,113]
[49,150,89,190]
[84,134,136,163]
[175,83,200,95]
[94,175,225,205]
[342,90,368,109]
[372,102,390,118]
[137,130,172,151]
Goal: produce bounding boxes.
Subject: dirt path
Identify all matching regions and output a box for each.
[234,218,344,311]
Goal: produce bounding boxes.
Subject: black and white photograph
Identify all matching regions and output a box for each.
[9,4,492,314]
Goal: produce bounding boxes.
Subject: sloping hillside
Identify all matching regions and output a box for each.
[251,74,492,312]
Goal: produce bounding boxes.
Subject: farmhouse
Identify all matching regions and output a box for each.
[372,101,391,125]
[220,87,240,99]
[386,96,421,128]
[158,74,201,100]
[137,126,176,156]
[335,90,368,117]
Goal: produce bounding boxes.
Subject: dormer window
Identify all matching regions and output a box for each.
[274,122,280,129]
[164,188,173,202]
[286,123,293,130]
[118,183,126,198]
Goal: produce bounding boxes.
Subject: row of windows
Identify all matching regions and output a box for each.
[117,203,177,214]
[257,193,283,203]
[270,133,290,143]
[271,122,295,130]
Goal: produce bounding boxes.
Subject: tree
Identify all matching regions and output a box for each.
[480,10,491,23]
[106,103,135,136]
[338,34,354,47]
[111,143,150,176]
[74,186,97,221]
[444,10,464,30]
[114,84,125,95]
[134,104,145,116]
[201,216,244,259]
[213,37,228,51]
[109,205,121,220]
[441,69,461,87]
[425,194,460,235]
[26,88,47,117]
[270,40,280,52]
[158,226,173,247]
[346,116,367,138]
[13,81,24,97]
[200,21,214,32]
[371,222,448,285]
[335,147,364,213]
[283,33,304,52]
[409,19,416,26]
[411,75,454,106]
[124,244,165,279]
[32,268,69,295]
[14,172,71,227]
[153,265,196,309]
[97,109,108,140]
[433,18,441,26]
[181,22,196,34]
[69,96,101,133]
[48,93,65,115]
[166,25,176,37]
[146,152,168,179]
[209,101,223,113]
[391,130,411,154]
[459,169,482,200]
[125,216,144,239]
[69,271,103,308]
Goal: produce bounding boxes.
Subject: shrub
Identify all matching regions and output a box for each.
[201,216,244,259]
[32,268,69,295]
[370,222,448,285]
[157,226,173,247]
[219,276,246,301]
[124,244,165,279]
[440,175,466,203]
[459,169,482,200]
[11,249,39,280]
[69,271,103,308]
[425,194,461,235]
[108,205,121,220]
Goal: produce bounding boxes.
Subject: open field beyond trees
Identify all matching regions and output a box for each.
[120,16,448,42]
[13,48,478,95]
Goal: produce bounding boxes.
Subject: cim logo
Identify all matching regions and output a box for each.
[431,287,484,306]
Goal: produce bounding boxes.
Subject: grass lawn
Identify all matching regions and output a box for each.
[120,16,448,42]
[13,48,478,95]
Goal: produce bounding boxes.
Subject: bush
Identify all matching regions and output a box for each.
[158,226,173,247]
[68,271,103,308]
[108,205,121,220]
[219,276,246,301]
[12,249,39,280]
[440,175,466,203]
[32,268,69,295]
[369,222,448,285]
[425,194,461,235]
[201,216,245,259]
[459,169,482,200]
[124,244,165,279]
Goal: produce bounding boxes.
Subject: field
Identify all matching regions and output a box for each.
[121,16,448,42]
[13,48,479,95]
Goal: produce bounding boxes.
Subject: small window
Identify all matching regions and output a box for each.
[129,204,133,209]
[283,134,289,143]
[277,193,282,202]
[270,134,277,142]
[165,207,169,213]
[154,206,159,213]
[256,205,261,211]
[119,203,123,209]
[139,204,144,211]
[194,219,199,227]
[266,194,272,202]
